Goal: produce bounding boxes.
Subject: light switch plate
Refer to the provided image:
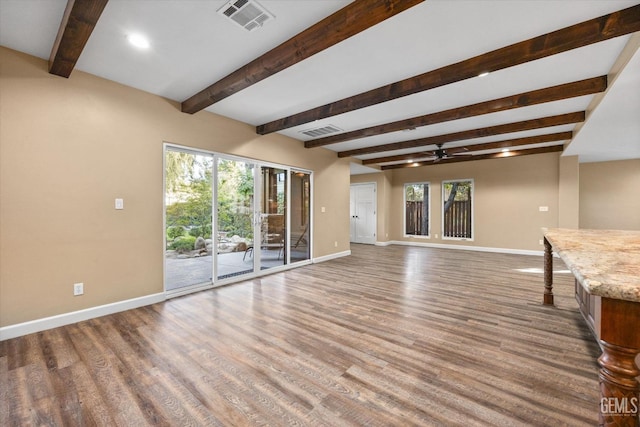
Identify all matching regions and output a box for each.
[115,198,124,210]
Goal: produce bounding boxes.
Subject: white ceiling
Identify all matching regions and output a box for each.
[1,0,639,173]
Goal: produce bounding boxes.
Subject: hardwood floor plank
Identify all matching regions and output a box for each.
[2,244,602,425]
[7,366,34,426]
[66,322,154,425]
[67,361,115,426]
[0,355,8,426]
[42,328,81,370]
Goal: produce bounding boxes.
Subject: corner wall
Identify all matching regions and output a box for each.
[579,159,640,230]
[558,155,580,228]
[0,47,350,328]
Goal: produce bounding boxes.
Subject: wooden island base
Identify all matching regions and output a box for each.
[543,230,640,427]
[597,299,640,426]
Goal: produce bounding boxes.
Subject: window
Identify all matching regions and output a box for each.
[404,182,430,237]
[442,179,473,240]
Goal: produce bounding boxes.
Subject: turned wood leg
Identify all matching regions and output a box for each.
[598,298,640,426]
[543,237,554,305]
[598,341,640,426]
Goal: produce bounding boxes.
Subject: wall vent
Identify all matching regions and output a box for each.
[300,125,343,138]
[217,0,275,32]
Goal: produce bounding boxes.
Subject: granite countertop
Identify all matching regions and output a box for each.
[542,228,640,303]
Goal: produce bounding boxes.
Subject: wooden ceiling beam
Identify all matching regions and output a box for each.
[381,145,564,169]
[181,0,424,114]
[361,131,572,165]
[258,4,640,135]
[305,76,605,148]
[49,0,109,78]
[337,111,584,158]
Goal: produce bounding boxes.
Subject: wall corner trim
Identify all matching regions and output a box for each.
[313,250,351,264]
[0,292,166,341]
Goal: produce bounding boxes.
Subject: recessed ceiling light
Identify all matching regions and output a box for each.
[407,160,412,163]
[478,71,490,77]
[127,33,150,49]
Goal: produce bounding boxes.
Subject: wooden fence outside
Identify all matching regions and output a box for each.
[406,200,472,238]
[405,201,425,235]
[443,200,472,238]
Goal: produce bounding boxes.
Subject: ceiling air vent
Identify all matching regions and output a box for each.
[300,125,343,138]
[217,0,275,32]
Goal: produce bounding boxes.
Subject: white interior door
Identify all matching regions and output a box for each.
[350,183,376,244]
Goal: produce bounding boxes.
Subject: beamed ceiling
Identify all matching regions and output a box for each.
[1,0,639,174]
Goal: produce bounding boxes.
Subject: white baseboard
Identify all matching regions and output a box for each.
[0,293,166,341]
[375,241,392,246]
[313,250,351,264]
[389,240,546,256]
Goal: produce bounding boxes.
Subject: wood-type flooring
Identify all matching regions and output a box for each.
[1,244,602,426]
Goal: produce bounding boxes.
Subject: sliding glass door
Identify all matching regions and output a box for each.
[259,166,287,271]
[216,158,255,280]
[164,145,312,292]
[290,171,311,263]
[165,148,214,291]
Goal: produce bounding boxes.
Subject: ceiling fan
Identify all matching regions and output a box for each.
[421,144,472,163]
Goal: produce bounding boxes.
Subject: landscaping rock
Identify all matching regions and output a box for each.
[194,236,206,250]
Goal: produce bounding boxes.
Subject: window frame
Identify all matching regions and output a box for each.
[441,179,474,241]
[403,181,431,238]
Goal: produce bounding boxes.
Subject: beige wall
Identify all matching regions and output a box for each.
[579,159,640,230]
[392,153,561,250]
[558,155,580,228]
[352,153,561,251]
[0,47,350,327]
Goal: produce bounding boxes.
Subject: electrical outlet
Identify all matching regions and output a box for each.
[435,234,438,239]
[74,282,84,296]
[539,239,544,245]
[539,206,548,212]
[334,241,338,247]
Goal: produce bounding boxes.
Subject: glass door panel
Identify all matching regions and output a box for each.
[216,158,255,280]
[290,171,311,262]
[165,148,214,291]
[259,166,287,270]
